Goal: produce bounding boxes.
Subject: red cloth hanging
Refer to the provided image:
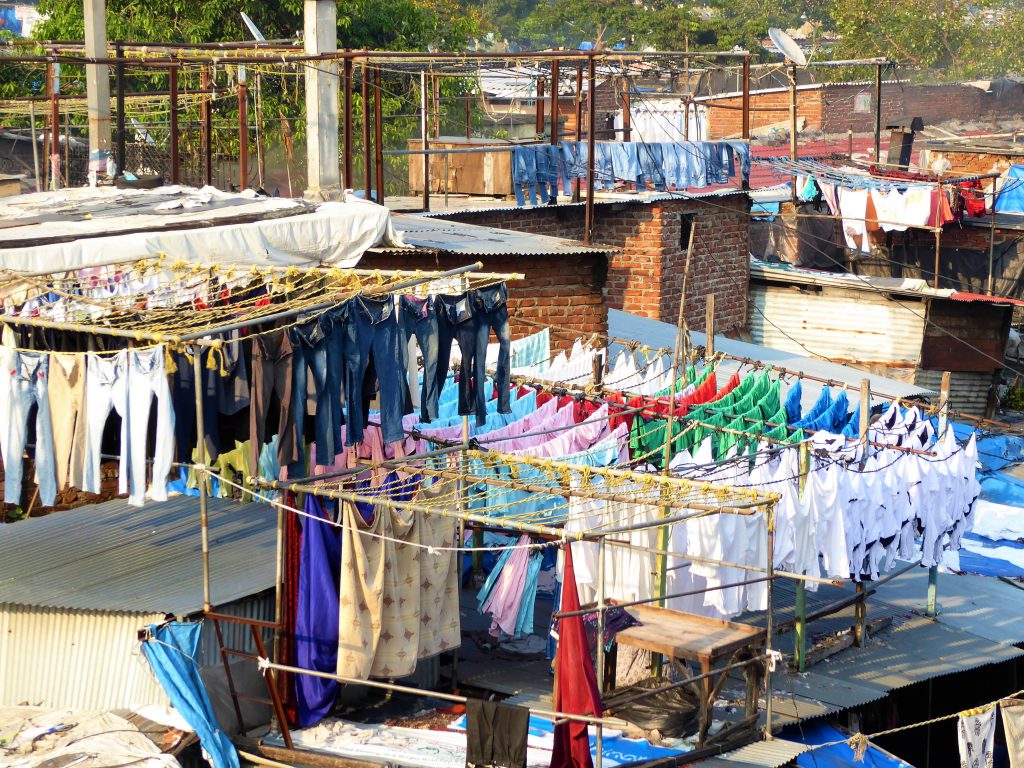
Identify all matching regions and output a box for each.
[551,544,603,768]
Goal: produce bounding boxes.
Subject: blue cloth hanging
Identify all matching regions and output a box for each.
[784,380,803,424]
[141,622,240,768]
[294,496,342,727]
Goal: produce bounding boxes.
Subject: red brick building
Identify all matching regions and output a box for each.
[429,192,751,336]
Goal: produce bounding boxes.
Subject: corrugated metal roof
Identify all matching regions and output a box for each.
[0,495,278,615]
[694,738,808,768]
[608,309,935,413]
[872,568,1024,646]
[394,187,750,219]
[392,213,617,256]
[750,261,954,299]
[749,280,927,369]
[951,291,1024,306]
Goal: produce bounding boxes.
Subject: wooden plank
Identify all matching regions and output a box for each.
[616,605,765,662]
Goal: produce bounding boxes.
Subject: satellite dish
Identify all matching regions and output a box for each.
[768,27,807,66]
[240,12,267,42]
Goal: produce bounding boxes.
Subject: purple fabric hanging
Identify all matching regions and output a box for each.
[294,495,342,728]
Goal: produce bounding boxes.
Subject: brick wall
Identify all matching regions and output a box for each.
[435,194,750,335]
[704,88,824,139]
[357,248,608,340]
[704,82,1024,139]
[925,149,1022,176]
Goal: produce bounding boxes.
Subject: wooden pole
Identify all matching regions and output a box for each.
[362,62,372,199]
[194,347,212,611]
[873,63,883,163]
[595,537,606,767]
[927,371,951,617]
[584,54,596,243]
[789,63,798,204]
[705,294,715,360]
[432,73,441,139]
[853,378,871,646]
[374,66,385,202]
[169,63,180,184]
[794,440,809,671]
[421,71,430,211]
[343,54,354,189]
[656,224,697,613]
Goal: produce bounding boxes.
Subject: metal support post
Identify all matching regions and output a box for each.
[741,55,751,140]
[238,69,249,190]
[621,76,630,143]
[362,61,372,200]
[28,101,40,192]
[374,65,385,202]
[573,63,583,203]
[550,59,560,145]
[343,54,354,189]
[116,44,126,176]
[48,61,60,190]
[201,67,213,186]
[764,502,776,740]
[584,54,596,243]
[536,75,546,134]
[169,63,180,184]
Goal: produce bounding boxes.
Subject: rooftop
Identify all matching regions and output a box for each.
[390,213,616,257]
[0,495,278,615]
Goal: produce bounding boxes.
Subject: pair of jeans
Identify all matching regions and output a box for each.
[637,142,665,190]
[474,284,511,425]
[436,292,480,422]
[610,142,640,183]
[727,141,750,183]
[535,145,560,202]
[249,330,297,474]
[172,348,221,464]
[399,295,440,422]
[290,309,344,468]
[48,352,87,491]
[125,346,176,506]
[512,146,538,207]
[5,351,56,507]
[344,295,406,445]
[560,142,581,193]
[82,350,129,497]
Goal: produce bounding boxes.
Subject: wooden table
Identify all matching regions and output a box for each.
[612,604,766,746]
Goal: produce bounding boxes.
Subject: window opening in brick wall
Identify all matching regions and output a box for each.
[679,213,694,250]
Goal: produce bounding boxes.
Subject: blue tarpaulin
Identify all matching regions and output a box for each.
[995,165,1024,214]
[141,622,240,768]
[788,722,914,768]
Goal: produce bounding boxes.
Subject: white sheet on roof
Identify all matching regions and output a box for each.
[0,190,404,273]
